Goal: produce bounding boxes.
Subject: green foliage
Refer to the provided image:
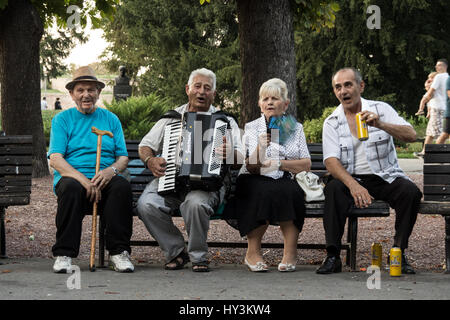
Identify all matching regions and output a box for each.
[291,0,340,31]
[41,110,62,145]
[296,0,450,121]
[302,107,336,143]
[104,94,172,140]
[40,28,88,81]
[101,0,241,116]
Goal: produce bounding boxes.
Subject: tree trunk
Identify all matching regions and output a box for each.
[237,0,297,127]
[0,0,49,177]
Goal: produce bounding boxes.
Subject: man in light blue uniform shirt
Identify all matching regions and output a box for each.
[48,66,134,273]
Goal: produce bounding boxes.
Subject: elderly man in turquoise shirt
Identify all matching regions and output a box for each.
[48,66,134,274]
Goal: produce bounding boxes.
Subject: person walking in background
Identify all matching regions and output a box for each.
[413,71,439,157]
[416,59,449,150]
[436,67,450,144]
[41,97,48,110]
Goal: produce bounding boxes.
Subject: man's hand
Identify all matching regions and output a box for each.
[147,157,167,177]
[91,167,115,190]
[360,110,380,128]
[82,180,102,203]
[348,180,374,208]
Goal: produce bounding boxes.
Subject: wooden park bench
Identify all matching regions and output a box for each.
[95,141,390,271]
[418,144,450,274]
[0,135,33,260]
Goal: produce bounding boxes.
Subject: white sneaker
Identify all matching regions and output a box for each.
[109,251,134,273]
[53,256,72,273]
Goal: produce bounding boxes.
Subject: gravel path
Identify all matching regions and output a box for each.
[3,174,447,272]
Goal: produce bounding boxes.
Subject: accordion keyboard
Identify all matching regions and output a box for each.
[208,119,228,175]
[157,121,182,194]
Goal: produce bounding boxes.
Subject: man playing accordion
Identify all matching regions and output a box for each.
[137,68,243,272]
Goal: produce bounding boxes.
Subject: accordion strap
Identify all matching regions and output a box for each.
[160,110,182,120]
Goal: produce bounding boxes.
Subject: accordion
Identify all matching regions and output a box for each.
[157,111,230,195]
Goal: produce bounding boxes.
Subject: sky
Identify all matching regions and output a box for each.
[64,27,109,67]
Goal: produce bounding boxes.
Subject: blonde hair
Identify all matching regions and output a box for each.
[428,71,438,79]
[259,78,289,102]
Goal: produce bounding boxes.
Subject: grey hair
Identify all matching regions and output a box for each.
[259,78,289,102]
[332,67,363,85]
[187,68,216,91]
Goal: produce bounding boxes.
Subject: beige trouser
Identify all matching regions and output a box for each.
[136,179,219,263]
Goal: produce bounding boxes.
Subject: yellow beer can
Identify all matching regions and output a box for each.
[371,242,382,268]
[389,247,402,276]
[355,112,369,141]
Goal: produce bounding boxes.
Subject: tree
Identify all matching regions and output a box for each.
[102,0,339,126]
[0,0,118,177]
[204,0,339,125]
[40,28,88,83]
[296,0,450,121]
[101,0,241,117]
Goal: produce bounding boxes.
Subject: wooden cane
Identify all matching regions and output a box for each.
[89,127,114,272]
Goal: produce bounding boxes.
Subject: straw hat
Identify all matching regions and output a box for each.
[65,66,106,90]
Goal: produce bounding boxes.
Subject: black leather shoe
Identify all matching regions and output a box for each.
[316,256,342,274]
[401,254,416,274]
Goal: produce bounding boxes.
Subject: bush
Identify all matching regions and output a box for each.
[105,94,172,140]
[302,107,336,143]
[42,110,62,146]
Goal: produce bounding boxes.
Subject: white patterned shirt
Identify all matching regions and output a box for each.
[322,98,411,183]
[240,114,310,179]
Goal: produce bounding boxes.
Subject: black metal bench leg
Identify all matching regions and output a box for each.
[99,215,106,268]
[445,216,450,274]
[347,217,358,271]
[0,207,7,259]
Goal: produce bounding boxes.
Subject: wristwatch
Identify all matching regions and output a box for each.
[277,159,282,170]
[143,156,152,169]
[111,166,119,176]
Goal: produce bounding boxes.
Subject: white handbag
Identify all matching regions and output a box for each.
[295,171,325,202]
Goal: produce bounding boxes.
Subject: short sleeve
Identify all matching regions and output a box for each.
[380,102,412,127]
[322,118,341,162]
[111,114,128,157]
[296,123,310,159]
[48,113,68,158]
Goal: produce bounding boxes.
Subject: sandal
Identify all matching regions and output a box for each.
[164,251,190,270]
[192,261,210,272]
[415,110,424,116]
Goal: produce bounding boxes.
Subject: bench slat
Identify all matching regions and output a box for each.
[0,146,33,155]
[0,166,32,175]
[425,144,450,152]
[0,136,32,145]
[424,153,450,163]
[0,195,30,206]
[424,175,450,185]
[0,156,32,165]
[424,165,450,174]
[420,201,450,215]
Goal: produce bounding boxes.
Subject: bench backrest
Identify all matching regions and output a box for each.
[125,140,390,217]
[0,135,33,206]
[125,140,327,205]
[423,144,450,201]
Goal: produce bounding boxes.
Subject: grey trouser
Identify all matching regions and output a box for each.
[136,179,219,263]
